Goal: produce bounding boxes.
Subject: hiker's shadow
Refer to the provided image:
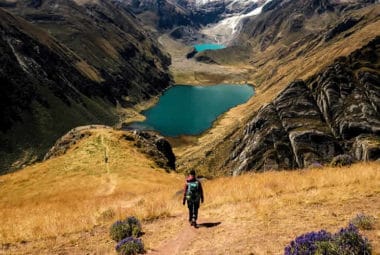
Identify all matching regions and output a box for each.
[197,222,221,228]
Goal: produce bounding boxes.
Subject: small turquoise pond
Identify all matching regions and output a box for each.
[194,43,225,52]
[128,84,254,137]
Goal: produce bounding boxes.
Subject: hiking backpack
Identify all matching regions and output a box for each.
[186,181,200,202]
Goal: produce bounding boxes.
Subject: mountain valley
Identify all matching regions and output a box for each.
[0,0,379,254]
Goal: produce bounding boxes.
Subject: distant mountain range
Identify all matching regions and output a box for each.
[123,0,271,43]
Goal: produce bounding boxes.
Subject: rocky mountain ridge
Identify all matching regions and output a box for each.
[123,0,269,43]
[237,0,377,50]
[44,126,176,170]
[225,37,380,174]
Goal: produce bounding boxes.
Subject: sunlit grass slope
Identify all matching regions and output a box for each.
[195,163,380,254]
[143,162,379,254]
[0,128,379,254]
[0,128,183,243]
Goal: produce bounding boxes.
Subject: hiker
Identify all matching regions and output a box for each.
[183,169,204,227]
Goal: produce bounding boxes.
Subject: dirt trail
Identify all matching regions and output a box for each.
[96,134,117,196]
[147,217,222,255]
[148,224,197,255]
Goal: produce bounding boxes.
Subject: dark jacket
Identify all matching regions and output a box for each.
[183,175,204,204]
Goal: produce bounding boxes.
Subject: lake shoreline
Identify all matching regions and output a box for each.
[124,84,254,138]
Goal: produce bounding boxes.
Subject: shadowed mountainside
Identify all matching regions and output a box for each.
[0,0,172,173]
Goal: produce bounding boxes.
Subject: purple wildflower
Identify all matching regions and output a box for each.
[284,230,332,255]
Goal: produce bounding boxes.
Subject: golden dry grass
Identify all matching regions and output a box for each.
[0,129,379,254]
[0,129,183,244]
[75,61,104,83]
[144,162,380,255]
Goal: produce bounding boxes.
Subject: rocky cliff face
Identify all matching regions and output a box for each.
[123,0,266,33]
[238,0,376,51]
[0,1,173,173]
[225,37,380,174]
[123,0,194,29]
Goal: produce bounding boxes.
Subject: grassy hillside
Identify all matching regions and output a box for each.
[0,128,379,254]
[0,128,181,253]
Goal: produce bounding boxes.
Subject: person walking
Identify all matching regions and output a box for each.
[183,169,204,227]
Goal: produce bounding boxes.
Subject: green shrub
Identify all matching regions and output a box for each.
[332,224,372,254]
[126,216,142,237]
[349,213,376,230]
[110,216,142,242]
[110,220,131,242]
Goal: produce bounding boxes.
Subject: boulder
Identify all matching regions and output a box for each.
[330,154,354,167]
[325,17,361,42]
[132,131,176,170]
[352,135,380,161]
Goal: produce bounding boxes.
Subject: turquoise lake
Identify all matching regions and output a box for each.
[194,43,225,52]
[128,84,254,137]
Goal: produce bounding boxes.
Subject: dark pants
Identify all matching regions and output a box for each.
[187,200,200,222]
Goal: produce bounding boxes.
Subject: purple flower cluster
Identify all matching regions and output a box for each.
[333,224,372,255]
[115,237,144,255]
[110,216,145,254]
[337,223,357,235]
[115,237,143,251]
[284,230,332,255]
[284,224,372,255]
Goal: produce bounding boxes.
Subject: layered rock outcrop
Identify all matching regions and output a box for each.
[226,37,380,174]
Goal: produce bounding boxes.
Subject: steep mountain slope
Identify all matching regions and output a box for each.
[123,0,194,29]
[226,37,380,173]
[174,1,380,175]
[0,1,172,173]
[2,0,172,104]
[237,0,377,52]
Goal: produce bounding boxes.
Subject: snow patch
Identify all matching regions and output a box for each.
[201,0,273,44]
